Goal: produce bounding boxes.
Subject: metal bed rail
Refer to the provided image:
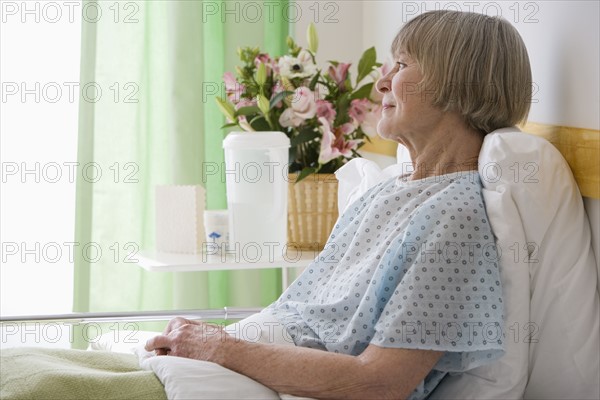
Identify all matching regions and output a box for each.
[0,307,262,324]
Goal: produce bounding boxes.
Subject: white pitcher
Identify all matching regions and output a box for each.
[223,132,290,262]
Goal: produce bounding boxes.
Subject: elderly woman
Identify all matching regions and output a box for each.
[145,10,532,400]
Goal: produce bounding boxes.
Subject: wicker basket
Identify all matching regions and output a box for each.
[287,173,339,250]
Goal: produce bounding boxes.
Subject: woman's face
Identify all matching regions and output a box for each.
[375,52,443,143]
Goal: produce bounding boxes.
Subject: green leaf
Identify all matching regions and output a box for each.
[286,36,296,50]
[235,106,261,116]
[215,97,236,122]
[287,36,302,57]
[350,83,374,100]
[295,167,317,183]
[308,71,321,91]
[257,94,270,115]
[269,91,295,109]
[334,92,351,126]
[290,127,320,146]
[220,122,238,129]
[307,22,319,53]
[289,146,298,163]
[249,115,271,131]
[256,62,267,86]
[356,47,377,84]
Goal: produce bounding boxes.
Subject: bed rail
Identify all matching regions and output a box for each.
[0,307,262,324]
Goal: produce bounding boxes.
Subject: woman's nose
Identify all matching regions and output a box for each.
[376,74,391,94]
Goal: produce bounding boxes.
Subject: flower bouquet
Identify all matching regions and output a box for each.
[216,23,387,182]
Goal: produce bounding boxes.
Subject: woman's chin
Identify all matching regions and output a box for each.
[376,126,397,141]
[377,132,393,141]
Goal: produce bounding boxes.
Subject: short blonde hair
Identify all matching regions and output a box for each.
[392,10,532,134]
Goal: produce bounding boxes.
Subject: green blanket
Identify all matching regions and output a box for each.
[0,347,167,400]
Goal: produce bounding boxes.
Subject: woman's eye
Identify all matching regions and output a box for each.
[396,62,407,70]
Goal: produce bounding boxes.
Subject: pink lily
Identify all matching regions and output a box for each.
[328,63,351,90]
[270,82,285,109]
[318,117,361,164]
[223,72,245,103]
[316,100,337,125]
[349,98,370,125]
[254,53,273,75]
[234,98,257,110]
[361,104,382,137]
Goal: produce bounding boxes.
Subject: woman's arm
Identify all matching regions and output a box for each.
[145,322,443,400]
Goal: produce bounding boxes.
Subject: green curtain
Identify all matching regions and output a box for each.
[73,1,291,318]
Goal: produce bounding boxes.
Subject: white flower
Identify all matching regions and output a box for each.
[279,108,304,128]
[279,87,318,128]
[290,87,318,119]
[278,50,317,79]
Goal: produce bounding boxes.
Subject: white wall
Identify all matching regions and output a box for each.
[294,1,366,83]
[294,1,364,58]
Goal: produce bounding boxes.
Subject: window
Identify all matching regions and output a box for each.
[1,0,82,317]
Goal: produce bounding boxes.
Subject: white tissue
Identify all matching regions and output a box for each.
[155,185,206,254]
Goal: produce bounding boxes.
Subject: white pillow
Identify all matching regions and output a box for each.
[136,312,315,400]
[430,127,599,399]
[140,355,281,400]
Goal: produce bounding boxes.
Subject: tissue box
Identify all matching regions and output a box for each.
[155,185,205,254]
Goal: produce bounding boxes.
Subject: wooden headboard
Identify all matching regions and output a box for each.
[361,122,600,199]
[520,122,600,199]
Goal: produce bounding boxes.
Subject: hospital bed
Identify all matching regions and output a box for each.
[1,124,599,399]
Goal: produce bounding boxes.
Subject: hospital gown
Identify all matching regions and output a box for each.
[265,171,505,400]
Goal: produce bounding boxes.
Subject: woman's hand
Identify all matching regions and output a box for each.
[148,317,200,355]
[145,319,230,362]
[162,317,201,335]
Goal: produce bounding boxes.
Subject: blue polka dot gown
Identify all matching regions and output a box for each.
[264,172,505,399]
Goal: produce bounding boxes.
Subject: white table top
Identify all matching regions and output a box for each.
[136,249,318,273]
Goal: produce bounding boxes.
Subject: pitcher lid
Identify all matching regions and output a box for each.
[223,131,291,149]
